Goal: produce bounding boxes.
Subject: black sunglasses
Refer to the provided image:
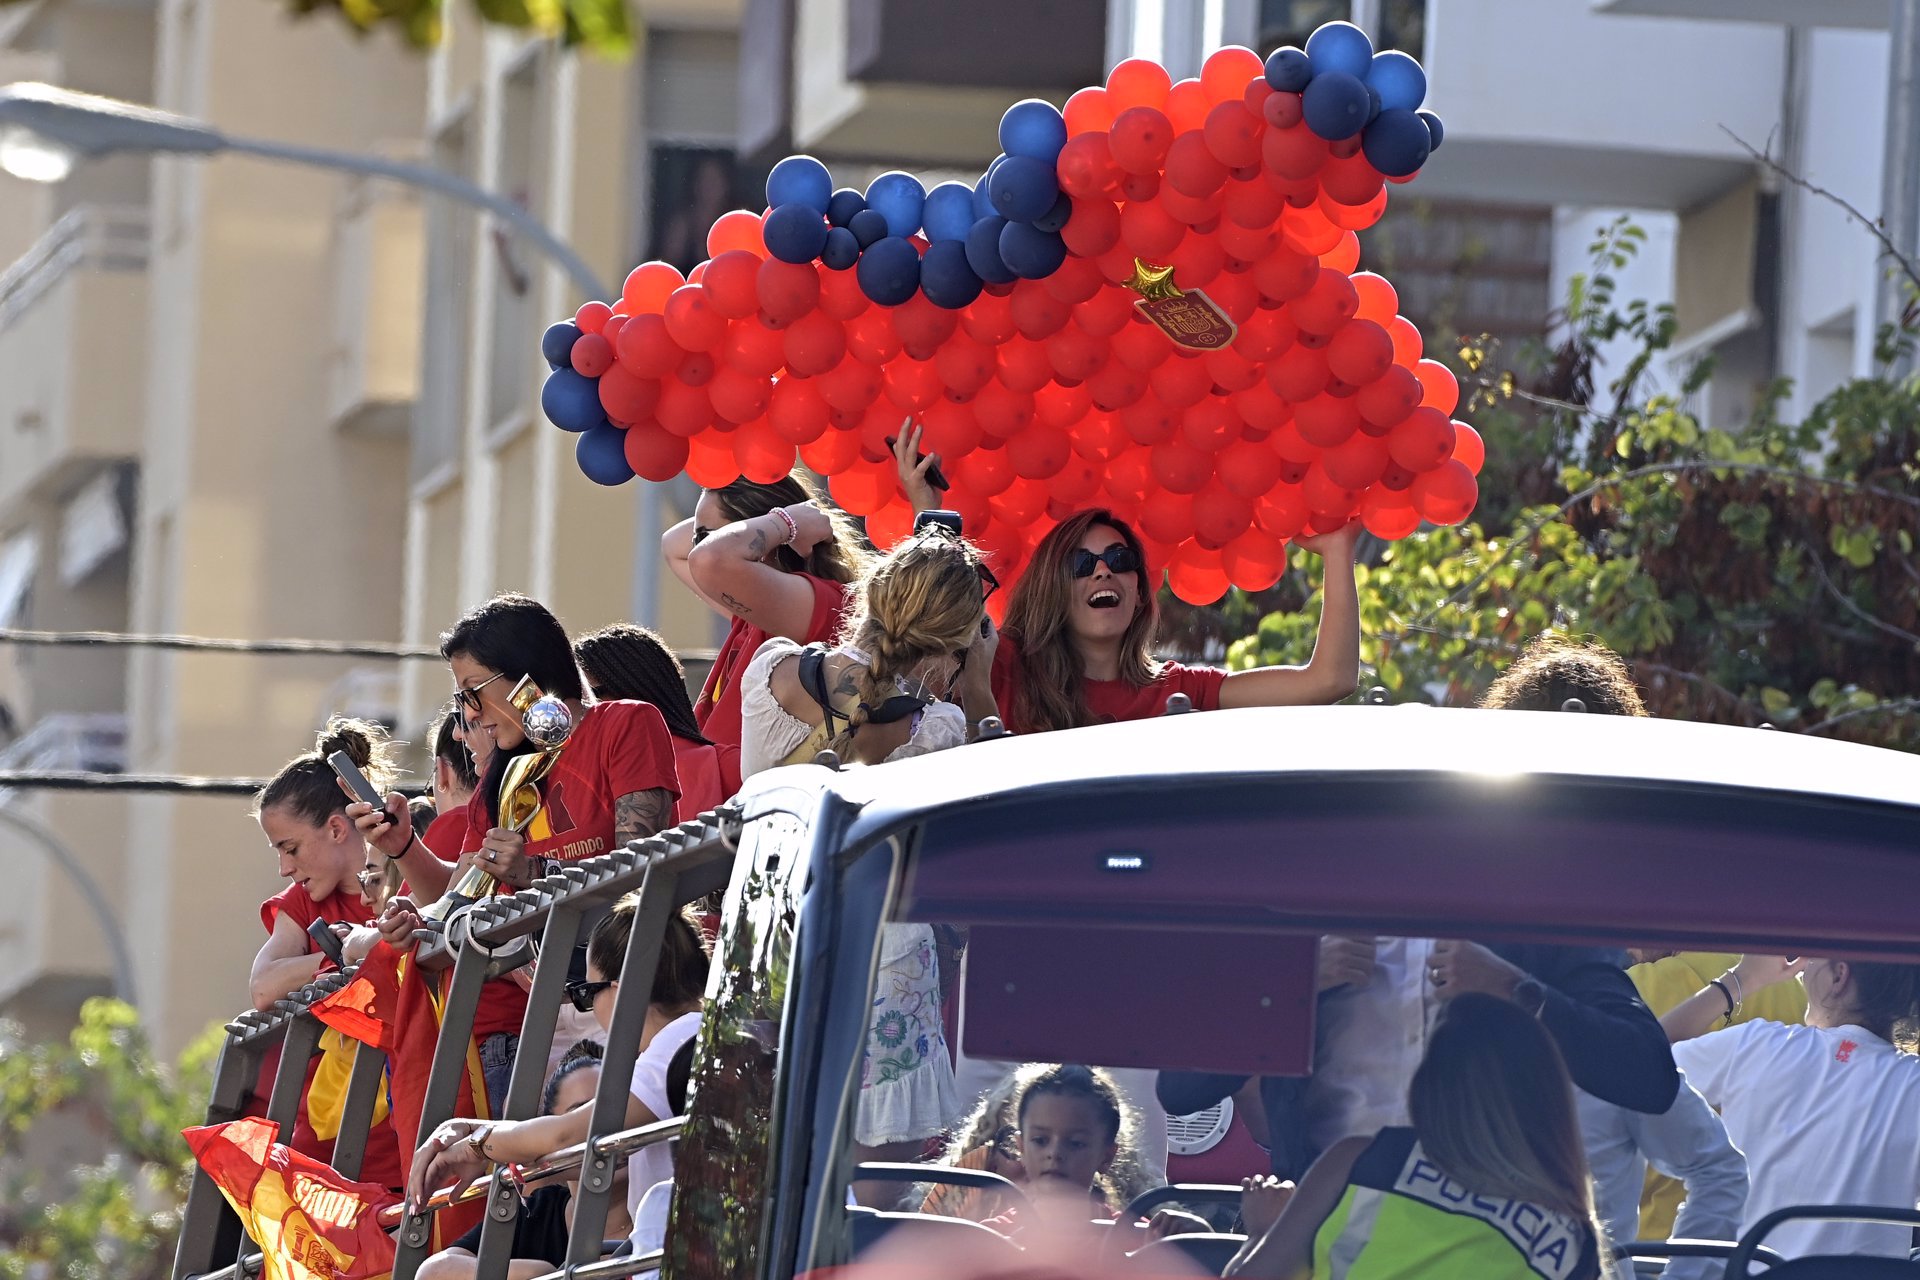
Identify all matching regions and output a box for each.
[456,670,509,715]
[565,978,613,1013]
[1068,545,1141,579]
[978,561,1001,604]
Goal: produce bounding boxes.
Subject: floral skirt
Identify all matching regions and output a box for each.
[855,923,960,1146]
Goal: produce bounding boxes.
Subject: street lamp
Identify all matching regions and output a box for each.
[0,80,672,627]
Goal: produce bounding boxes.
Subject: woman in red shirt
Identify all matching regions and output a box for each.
[575,622,737,822]
[993,508,1362,735]
[663,472,870,756]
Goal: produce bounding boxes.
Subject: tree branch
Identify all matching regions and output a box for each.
[1799,542,1920,650]
[1804,698,1920,736]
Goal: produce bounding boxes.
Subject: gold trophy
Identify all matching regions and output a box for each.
[425,677,575,922]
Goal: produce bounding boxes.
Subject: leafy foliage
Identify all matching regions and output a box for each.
[274,0,631,54]
[0,1000,224,1280]
[1222,216,1920,751]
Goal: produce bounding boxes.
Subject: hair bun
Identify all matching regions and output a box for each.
[317,716,380,768]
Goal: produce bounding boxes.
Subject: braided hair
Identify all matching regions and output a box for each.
[827,526,989,762]
[575,623,710,745]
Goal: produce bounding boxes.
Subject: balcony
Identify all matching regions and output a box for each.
[0,205,150,515]
[326,174,423,437]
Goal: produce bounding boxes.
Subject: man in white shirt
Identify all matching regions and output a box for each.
[1577,1079,1746,1278]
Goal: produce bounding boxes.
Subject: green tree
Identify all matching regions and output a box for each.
[0,999,224,1280]
[1223,217,1920,751]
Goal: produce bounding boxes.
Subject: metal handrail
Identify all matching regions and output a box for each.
[374,1118,685,1229]
[528,1249,664,1280]
[185,1251,262,1280]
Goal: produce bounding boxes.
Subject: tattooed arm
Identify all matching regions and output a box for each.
[686,503,837,640]
[614,789,676,848]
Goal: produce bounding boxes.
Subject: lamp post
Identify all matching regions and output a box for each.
[0,80,670,627]
[0,805,136,1005]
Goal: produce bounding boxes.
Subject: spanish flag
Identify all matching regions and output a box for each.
[181,1117,397,1280]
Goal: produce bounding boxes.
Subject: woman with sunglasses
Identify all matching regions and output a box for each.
[991,508,1361,735]
[663,472,872,758]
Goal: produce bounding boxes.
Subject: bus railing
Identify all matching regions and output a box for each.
[171,805,742,1280]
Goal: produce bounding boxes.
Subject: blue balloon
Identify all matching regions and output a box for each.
[766,155,834,215]
[821,226,861,271]
[1366,50,1427,113]
[1306,20,1374,79]
[923,181,978,242]
[999,98,1069,164]
[576,424,635,486]
[541,368,606,433]
[827,188,866,228]
[921,239,985,309]
[849,208,890,249]
[1418,110,1445,152]
[865,171,927,238]
[965,216,1018,285]
[1362,108,1431,178]
[998,221,1067,280]
[1302,71,1371,141]
[1032,191,1073,234]
[540,320,581,369]
[972,171,997,221]
[1264,46,1312,93]
[763,203,830,264]
[857,236,922,305]
[988,154,1060,224]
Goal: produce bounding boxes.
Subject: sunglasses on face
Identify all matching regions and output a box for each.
[456,670,509,715]
[1068,545,1141,579]
[565,978,613,1013]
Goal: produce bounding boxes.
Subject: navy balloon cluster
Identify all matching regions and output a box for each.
[1265,21,1441,178]
[540,317,636,485]
[760,96,1080,312]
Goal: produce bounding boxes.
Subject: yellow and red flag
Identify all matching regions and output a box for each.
[182,1117,398,1280]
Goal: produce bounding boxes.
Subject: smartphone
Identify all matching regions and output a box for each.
[915,509,964,537]
[886,436,952,492]
[328,751,386,812]
[308,917,348,968]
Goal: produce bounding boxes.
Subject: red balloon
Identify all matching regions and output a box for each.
[1167,540,1230,604]
[1052,453,1103,505]
[615,313,680,378]
[768,377,830,443]
[783,310,846,376]
[799,425,861,474]
[818,265,870,321]
[1121,171,1162,202]
[1413,460,1478,526]
[1230,379,1290,432]
[1218,437,1284,497]
[1150,439,1211,493]
[685,430,741,489]
[1192,480,1253,547]
[1360,485,1421,540]
[996,335,1055,391]
[575,300,612,334]
[951,446,1014,496]
[570,331,614,377]
[1301,461,1360,520]
[1205,346,1261,393]
[1107,58,1172,112]
[1322,185,1389,233]
[1072,410,1127,460]
[865,498,915,550]
[700,252,760,320]
[1202,46,1263,102]
[1326,320,1394,387]
[1105,447,1154,507]
[758,259,821,328]
[1321,431,1388,490]
[1234,308,1297,362]
[1010,286,1073,341]
[1280,204,1344,256]
[1074,288,1134,338]
[1319,232,1361,276]
[1160,181,1223,227]
[894,293,961,359]
[663,286,726,351]
[1350,273,1399,325]
[1166,79,1210,133]
[706,210,766,259]
[1203,101,1264,169]
[734,421,797,483]
[1097,242,1144,284]
[1065,85,1117,136]
[1451,421,1485,475]
[1415,359,1460,415]
[1034,380,1092,428]
[1320,153,1386,208]
[973,382,1036,441]
[1138,489,1195,544]
[1295,392,1359,447]
[1181,397,1238,452]
[1255,484,1310,539]
[656,380,715,437]
[962,290,1017,345]
[884,358,943,412]
[1166,131,1230,198]
[830,455,898,516]
[917,398,983,457]
[1291,269,1360,336]
[1263,124,1328,181]
[1061,197,1122,258]
[1253,247,1319,305]
[623,423,689,481]
[1111,321,1173,371]
[1356,365,1423,432]
[934,334,996,398]
[676,349,717,388]
[1388,406,1457,473]
[1269,419,1319,464]
[1267,343,1330,402]
[1244,76,1274,116]
[621,262,685,315]
[1170,233,1227,290]
[818,356,884,413]
[1223,175,1287,229]
[1059,132,1121,199]
[1263,91,1304,130]
[994,475,1051,525]
[1151,354,1214,408]
[1043,255,1106,306]
[723,320,788,377]
[1222,526,1287,591]
[1120,198,1185,260]
[1215,219,1278,265]
[1120,395,1179,446]
[598,365,660,425]
[847,309,903,365]
[1110,106,1174,174]
[709,367,773,424]
[1006,423,1071,479]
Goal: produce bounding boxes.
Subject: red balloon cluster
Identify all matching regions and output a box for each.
[568,46,1482,605]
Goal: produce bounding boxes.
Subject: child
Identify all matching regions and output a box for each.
[980,1064,1155,1237]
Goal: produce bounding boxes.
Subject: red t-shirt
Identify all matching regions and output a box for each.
[421,807,471,861]
[989,636,1228,735]
[461,699,680,865]
[261,882,377,948]
[695,574,851,754]
[670,736,730,824]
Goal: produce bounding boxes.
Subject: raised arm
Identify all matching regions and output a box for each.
[250,912,326,1012]
[686,503,837,641]
[1226,1137,1367,1278]
[1218,522,1361,710]
[1661,955,1804,1044]
[664,516,727,617]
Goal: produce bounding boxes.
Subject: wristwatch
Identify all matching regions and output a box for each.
[465,1124,495,1161]
[1512,976,1548,1017]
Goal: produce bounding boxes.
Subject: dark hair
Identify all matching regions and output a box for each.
[709,473,867,586]
[439,593,585,702]
[433,705,479,793]
[408,796,438,839]
[586,894,710,1009]
[1839,961,1920,1043]
[575,624,709,745]
[665,1036,697,1117]
[542,1039,605,1114]
[1480,634,1647,717]
[254,717,398,827]
[1001,509,1161,735]
[1408,993,1597,1226]
[1015,1063,1125,1144]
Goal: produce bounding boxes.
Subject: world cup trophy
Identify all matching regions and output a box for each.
[425,677,575,922]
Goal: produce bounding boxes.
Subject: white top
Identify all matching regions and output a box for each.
[1675,1019,1920,1259]
[623,1011,702,1222]
[1305,937,1435,1151]
[740,637,967,778]
[1576,1078,1746,1280]
[627,1177,672,1275]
